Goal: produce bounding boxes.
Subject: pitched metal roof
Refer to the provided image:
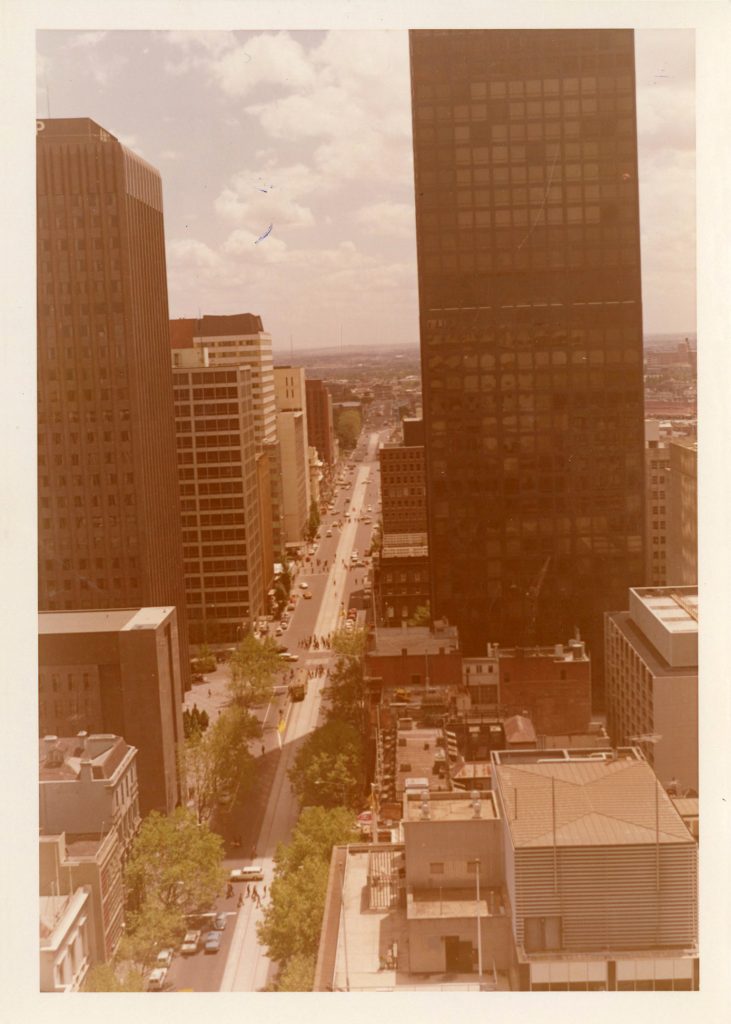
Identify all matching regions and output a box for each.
[495,758,694,848]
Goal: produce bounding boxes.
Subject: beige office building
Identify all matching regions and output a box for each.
[605,586,698,793]
[666,439,697,586]
[172,362,266,642]
[644,420,671,586]
[274,366,312,544]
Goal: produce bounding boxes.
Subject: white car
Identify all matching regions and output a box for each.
[147,967,168,991]
[155,948,173,969]
[299,581,309,589]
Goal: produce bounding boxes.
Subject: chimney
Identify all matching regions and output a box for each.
[77,730,88,755]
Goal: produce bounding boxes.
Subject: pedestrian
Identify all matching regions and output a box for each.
[208,689,212,697]
[261,743,265,755]
[246,884,250,898]
[263,884,267,897]
[226,883,234,899]
[238,894,243,908]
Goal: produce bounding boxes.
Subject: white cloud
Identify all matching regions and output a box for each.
[209,32,316,98]
[167,238,222,269]
[67,31,108,49]
[354,201,416,239]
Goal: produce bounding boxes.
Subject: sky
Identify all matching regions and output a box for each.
[35,27,696,352]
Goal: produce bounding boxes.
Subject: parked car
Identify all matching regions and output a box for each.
[155,948,174,968]
[180,930,201,956]
[230,865,264,882]
[204,931,222,954]
[147,967,168,991]
[213,913,227,932]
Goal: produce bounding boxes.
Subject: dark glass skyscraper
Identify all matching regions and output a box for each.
[410,30,645,679]
[37,118,190,686]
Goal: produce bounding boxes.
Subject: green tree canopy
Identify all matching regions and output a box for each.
[304,499,321,542]
[124,807,226,917]
[183,705,261,823]
[323,628,367,730]
[83,963,145,992]
[288,720,364,810]
[257,806,357,967]
[407,603,431,627]
[228,632,281,707]
[275,952,316,992]
[335,409,361,451]
[116,903,184,972]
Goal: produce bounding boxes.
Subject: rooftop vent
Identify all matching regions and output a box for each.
[470,789,482,818]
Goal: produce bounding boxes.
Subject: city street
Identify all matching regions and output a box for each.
[167,430,384,991]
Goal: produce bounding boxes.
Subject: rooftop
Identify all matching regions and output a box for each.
[630,587,698,631]
[369,624,459,658]
[320,846,510,991]
[404,791,498,822]
[493,749,695,849]
[170,313,265,344]
[39,606,172,636]
[394,727,452,797]
[39,734,132,781]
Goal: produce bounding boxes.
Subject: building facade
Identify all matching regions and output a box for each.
[39,733,140,858]
[40,887,92,993]
[274,365,312,544]
[380,443,427,534]
[171,314,284,566]
[305,378,336,466]
[463,638,592,735]
[40,830,124,968]
[644,420,671,586]
[172,362,266,643]
[38,606,185,815]
[492,747,698,990]
[37,118,190,688]
[410,31,646,673]
[605,586,698,793]
[666,440,697,586]
[373,533,430,625]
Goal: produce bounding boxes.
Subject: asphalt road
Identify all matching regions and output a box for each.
[165,429,386,992]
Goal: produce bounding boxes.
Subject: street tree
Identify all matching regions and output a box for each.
[257,806,358,968]
[183,705,260,824]
[228,632,281,707]
[276,806,359,877]
[304,499,320,542]
[288,720,364,810]
[335,409,361,451]
[276,952,316,992]
[323,627,367,730]
[83,963,145,992]
[116,903,183,972]
[124,807,226,918]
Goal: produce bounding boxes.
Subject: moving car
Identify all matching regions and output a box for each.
[303,591,313,600]
[204,931,222,954]
[299,581,309,589]
[230,865,264,882]
[180,930,201,956]
[325,529,332,537]
[147,967,168,991]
